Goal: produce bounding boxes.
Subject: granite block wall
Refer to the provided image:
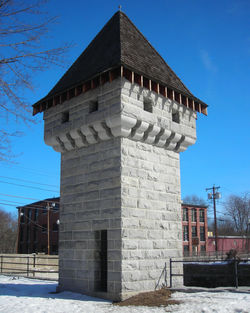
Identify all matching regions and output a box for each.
[59,138,122,299]
[43,77,197,300]
[120,138,183,296]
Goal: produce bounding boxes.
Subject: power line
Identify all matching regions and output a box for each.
[0,199,26,205]
[0,175,59,188]
[0,164,59,178]
[0,193,40,201]
[0,202,17,207]
[0,200,60,212]
[20,212,47,231]
[18,204,59,212]
[220,186,235,194]
[0,200,59,213]
[0,192,60,207]
[0,199,59,210]
[0,193,60,205]
[0,180,59,192]
[207,216,227,221]
[207,209,225,215]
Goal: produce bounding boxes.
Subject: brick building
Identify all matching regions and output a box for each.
[17,199,208,258]
[17,198,60,255]
[182,203,208,256]
[207,236,250,254]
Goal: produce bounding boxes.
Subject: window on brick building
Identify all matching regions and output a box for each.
[200,245,206,256]
[199,209,205,222]
[20,227,23,242]
[33,226,37,242]
[200,226,205,241]
[52,223,59,232]
[200,245,206,252]
[26,226,30,242]
[42,224,47,233]
[191,208,197,222]
[182,208,188,221]
[34,209,38,221]
[183,225,189,241]
[192,226,197,237]
[183,245,189,256]
[192,245,197,255]
[28,209,32,220]
[52,245,58,255]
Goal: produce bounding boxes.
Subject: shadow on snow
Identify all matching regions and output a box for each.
[0,277,110,303]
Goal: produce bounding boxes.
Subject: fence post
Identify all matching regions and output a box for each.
[33,254,36,278]
[164,262,167,286]
[170,258,172,288]
[27,256,29,277]
[234,259,238,289]
[0,255,3,273]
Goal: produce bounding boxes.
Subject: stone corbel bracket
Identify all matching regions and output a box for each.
[45,113,196,153]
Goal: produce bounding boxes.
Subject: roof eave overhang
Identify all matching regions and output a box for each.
[32,65,208,116]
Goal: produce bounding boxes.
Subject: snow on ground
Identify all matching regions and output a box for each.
[0,275,250,313]
[170,289,250,313]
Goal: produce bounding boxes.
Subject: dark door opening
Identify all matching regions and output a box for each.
[100,230,107,292]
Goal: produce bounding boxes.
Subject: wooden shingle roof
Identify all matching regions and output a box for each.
[33,11,207,115]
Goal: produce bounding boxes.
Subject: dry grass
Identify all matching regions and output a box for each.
[114,288,180,307]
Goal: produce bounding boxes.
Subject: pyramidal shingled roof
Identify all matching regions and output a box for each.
[33,11,207,114]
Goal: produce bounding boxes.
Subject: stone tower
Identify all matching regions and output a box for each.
[33,11,207,300]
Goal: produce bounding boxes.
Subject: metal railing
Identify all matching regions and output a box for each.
[0,254,58,280]
[183,250,250,259]
[170,256,250,288]
[155,262,167,290]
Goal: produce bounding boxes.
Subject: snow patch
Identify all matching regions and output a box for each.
[0,275,249,313]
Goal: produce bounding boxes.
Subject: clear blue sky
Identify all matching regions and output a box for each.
[1,0,249,220]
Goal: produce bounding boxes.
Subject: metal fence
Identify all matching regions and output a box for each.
[170,256,250,289]
[183,250,250,259]
[0,254,58,280]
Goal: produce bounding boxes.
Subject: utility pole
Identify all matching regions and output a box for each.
[247,219,250,253]
[206,185,221,252]
[47,202,55,255]
[16,208,23,253]
[47,202,50,255]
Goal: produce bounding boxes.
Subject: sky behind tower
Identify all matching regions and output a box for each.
[0,0,249,221]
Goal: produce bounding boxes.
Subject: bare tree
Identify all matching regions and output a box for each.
[0,209,17,253]
[216,218,238,236]
[223,192,250,235]
[0,0,70,161]
[182,194,207,206]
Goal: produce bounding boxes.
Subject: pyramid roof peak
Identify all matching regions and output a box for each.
[33,11,207,115]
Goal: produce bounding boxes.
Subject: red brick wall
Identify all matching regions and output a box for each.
[207,236,249,253]
[17,198,59,255]
[182,204,208,256]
